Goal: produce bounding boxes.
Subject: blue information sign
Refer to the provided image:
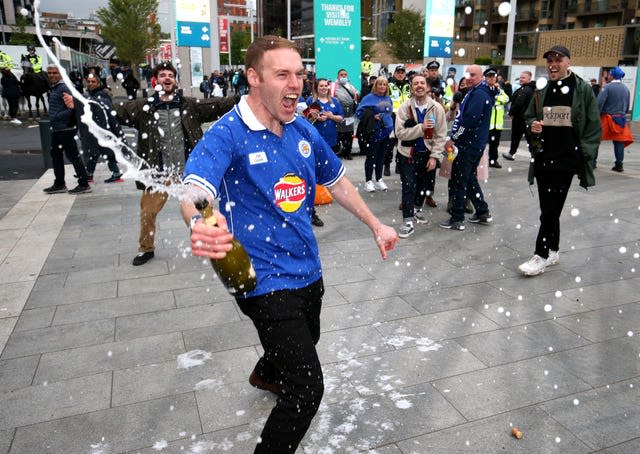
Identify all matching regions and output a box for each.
[424,0,455,58]
[176,21,211,48]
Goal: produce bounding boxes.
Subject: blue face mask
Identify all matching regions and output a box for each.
[339,77,349,85]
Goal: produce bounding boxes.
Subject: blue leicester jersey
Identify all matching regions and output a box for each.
[183,97,345,298]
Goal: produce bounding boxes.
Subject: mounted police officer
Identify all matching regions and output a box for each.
[25,45,43,74]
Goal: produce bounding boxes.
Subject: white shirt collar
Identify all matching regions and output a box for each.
[237,95,296,132]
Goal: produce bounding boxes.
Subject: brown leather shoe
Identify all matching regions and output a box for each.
[249,369,282,396]
[425,196,437,208]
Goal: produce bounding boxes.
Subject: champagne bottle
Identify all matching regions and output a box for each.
[194,199,257,295]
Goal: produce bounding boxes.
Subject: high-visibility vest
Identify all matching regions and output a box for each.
[0,52,13,70]
[28,54,43,73]
[388,81,411,112]
[489,88,510,130]
[361,60,373,75]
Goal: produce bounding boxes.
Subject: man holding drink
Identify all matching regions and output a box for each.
[394,75,447,238]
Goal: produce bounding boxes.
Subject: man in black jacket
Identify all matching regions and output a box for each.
[66,73,123,183]
[503,71,535,161]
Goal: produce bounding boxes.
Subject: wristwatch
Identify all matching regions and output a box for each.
[189,213,203,234]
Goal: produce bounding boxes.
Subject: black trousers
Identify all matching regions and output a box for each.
[398,152,430,220]
[509,116,529,155]
[237,279,325,454]
[337,130,353,156]
[51,129,89,186]
[488,129,501,164]
[535,170,573,259]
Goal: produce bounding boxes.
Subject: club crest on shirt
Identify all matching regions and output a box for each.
[298,140,312,158]
[274,173,307,213]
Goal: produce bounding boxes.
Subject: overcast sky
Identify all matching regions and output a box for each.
[39,0,110,19]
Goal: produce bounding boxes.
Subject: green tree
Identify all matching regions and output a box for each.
[9,15,37,46]
[220,28,251,66]
[384,9,425,62]
[96,0,162,74]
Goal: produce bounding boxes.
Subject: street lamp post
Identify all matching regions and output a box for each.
[504,0,517,66]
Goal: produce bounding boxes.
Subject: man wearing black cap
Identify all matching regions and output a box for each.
[424,60,446,100]
[518,45,601,276]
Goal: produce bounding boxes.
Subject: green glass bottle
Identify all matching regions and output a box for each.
[194,199,257,296]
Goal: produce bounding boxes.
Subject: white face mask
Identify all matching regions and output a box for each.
[339,77,348,85]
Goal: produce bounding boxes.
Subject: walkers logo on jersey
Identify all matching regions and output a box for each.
[298,140,312,158]
[274,173,307,213]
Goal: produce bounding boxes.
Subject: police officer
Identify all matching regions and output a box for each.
[361,54,373,77]
[0,50,14,70]
[25,45,43,73]
[424,60,447,102]
[386,65,411,175]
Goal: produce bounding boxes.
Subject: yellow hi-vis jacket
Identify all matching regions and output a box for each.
[389,80,411,113]
[361,60,373,76]
[489,88,510,130]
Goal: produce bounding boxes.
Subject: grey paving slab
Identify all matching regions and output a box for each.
[0,318,114,359]
[374,307,500,341]
[182,319,260,353]
[195,380,275,433]
[400,282,513,315]
[316,324,394,365]
[301,382,466,451]
[0,372,111,430]
[457,320,590,367]
[395,406,591,453]
[478,292,588,328]
[0,356,39,393]
[11,307,55,332]
[126,425,259,454]
[34,332,185,384]
[548,336,640,387]
[173,284,236,307]
[487,269,577,297]
[112,346,258,406]
[40,253,121,275]
[597,438,640,454]
[31,273,66,291]
[321,263,375,285]
[116,269,220,297]
[320,296,420,332]
[0,282,33,319]
[554,301,640,342]
[51,291,176,326]
[25,281,117,309]
[115,302,240,341]
[560,278,640,311]
[63,259,170,286]
[333,276,436,303]
[9,394,201,454]
[431,356,592,420]
[345,341,486,391]
[0,429,13,454]
[541,379,640,451]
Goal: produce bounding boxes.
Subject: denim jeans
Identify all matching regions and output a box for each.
[613,141,624,167]
[237,279,325,453]
[365,137,390,182]
[398,152,430,220]
[85,147,121,176]
[449,148,489,222]
[51,129,88,186]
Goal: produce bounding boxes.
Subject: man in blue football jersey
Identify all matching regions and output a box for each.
[180,36,398,453]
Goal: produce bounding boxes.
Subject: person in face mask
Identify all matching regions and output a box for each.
[330,69,359,160]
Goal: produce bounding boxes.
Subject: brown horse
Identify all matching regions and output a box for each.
[20,55,49,120]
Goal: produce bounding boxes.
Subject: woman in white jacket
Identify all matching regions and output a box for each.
[395,75,448,238]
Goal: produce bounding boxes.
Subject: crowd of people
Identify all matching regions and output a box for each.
[5,35,635,452]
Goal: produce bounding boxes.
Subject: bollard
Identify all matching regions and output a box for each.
[39,119,52,169]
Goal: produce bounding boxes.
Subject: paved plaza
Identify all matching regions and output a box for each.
[0,134,639,453]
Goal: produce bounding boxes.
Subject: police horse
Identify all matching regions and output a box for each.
[19,55,49,120]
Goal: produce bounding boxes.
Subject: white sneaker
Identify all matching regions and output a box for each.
[518,254,547,276]
[546,250,560,266]
[374,179,388,191]
[364,180,376,192]
[10,118,22,125]
[413,209,428,224]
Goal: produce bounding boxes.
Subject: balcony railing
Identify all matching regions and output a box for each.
[568,0,628,14]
